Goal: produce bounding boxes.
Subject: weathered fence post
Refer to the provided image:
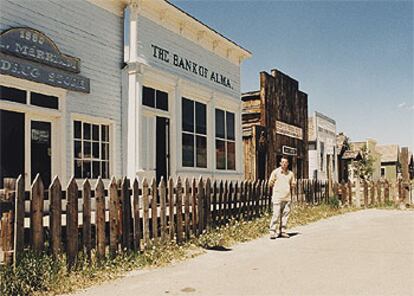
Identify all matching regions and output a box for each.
[347,180,352,206]
[132,178,141,252]
[159,177,168,243]
[363,180,369,207]
[370,181,375,206]
[191,178,197,236]
[14,175,25,265]
[341,181,347,206]
[223,180,228,223]
[82,179,92,262]
[176,177,183,244]
[184,178,191,240]
[197,177,204,235]
[121,177,131,250]
[151,178,158,241]
[31,175,44,253]
[355,178,361,208]
[217,180,223,224]
[95,177,106,258]
[384,180,390,205]
[49,177,62,259]
[376,180,382,206]
[2,178,16,265]
[205,178,212,231]
[169,177,176,241]
[66,177,78,269]
[109,177,119,256]
[142,178,150,248]
[228,181,234,220]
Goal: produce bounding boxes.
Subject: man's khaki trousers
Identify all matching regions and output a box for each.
[269,200,291,234]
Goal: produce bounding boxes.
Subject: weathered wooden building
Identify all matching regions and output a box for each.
[242,69,308,180]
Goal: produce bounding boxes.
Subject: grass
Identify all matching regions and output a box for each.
[0,203,383,296]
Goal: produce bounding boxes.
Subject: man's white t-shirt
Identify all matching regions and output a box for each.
[269,167,294,202]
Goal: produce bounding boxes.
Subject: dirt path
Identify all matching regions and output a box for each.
[69,209,414,296]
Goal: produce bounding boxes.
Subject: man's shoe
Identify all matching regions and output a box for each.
[280,232,290,238]
[269,232,278,240]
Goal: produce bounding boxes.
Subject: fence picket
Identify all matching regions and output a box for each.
[121,177,131,250]
[109,177,119,257]
[82,179,92,262]
[151,178,158,241]
[176,177,183,243]
[66,177,78,269]
[95,177,106,258]
[159,177,168,242]
[168,177,175,241]
[14,175,25,264]
[184,178,191,240]
[142,178,150,248]
[132,178,141,251]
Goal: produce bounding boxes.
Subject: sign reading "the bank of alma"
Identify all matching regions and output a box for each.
[151,44,233,90]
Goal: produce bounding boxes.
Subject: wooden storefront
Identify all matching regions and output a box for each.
[242,69,308,180]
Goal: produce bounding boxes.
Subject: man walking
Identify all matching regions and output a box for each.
[269,157,295,239]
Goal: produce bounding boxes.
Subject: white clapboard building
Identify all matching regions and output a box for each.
[308,111,338,181]
[0,0,251,188]
[122,0,251,182]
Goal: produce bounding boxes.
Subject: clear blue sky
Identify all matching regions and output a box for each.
[171,0,414,151]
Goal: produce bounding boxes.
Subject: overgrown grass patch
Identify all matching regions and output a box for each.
[0,203,363,296]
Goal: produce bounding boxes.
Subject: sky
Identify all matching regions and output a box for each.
[170,0,414,151]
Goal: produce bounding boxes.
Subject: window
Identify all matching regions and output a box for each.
[0,86,26,104]
[320,141,324,171]
[309,141,316,150]
[73,120,110,179]
[142,86,168,111]
[182,97,207,168]
[30,92,59,109]
[216,109,235,170]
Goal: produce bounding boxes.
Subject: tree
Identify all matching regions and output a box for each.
[350,144,375,180]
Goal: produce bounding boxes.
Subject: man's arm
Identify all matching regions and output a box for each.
[269,170,277,187]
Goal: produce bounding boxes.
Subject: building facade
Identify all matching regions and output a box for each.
[308,112,338,181]
[0,0,124,188]
[0,0,251,189]
[123,0,251,182]
[242,69,308,180]
[375,144,400,182]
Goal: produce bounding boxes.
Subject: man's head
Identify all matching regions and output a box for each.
[280,157,289,171]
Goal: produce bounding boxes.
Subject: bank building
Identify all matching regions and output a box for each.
[0,0,251,189]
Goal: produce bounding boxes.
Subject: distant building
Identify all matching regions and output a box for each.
[336,132,351,182]
[348,138,382,181]
[308,112,338,181]
[375,144,400,182]
[242,69,308,180]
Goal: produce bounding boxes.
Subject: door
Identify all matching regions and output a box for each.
[156,117,169,184]
[31,121,51,188]
[0,110,25,188]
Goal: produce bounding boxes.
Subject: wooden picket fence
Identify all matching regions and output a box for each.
[0,175,272,268]
[0,175,410,268]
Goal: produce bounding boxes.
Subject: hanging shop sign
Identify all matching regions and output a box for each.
[151,44,233,90]
[276,120,303,140]
[0,27,90,93]
[282,145,297,156]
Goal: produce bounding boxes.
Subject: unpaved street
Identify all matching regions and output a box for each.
[70,210,414,296]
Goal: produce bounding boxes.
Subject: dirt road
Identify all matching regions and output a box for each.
[69,209,414,296]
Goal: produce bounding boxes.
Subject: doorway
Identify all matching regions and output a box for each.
[0,110,24,188]
[156,116,169,184]
[31,121,52,187]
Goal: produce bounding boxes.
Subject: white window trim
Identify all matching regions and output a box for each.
[0,75,66,189]
[71,113,115,182]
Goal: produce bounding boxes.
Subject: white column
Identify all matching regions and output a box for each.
[172,79,182,178]
[207,94,216,175]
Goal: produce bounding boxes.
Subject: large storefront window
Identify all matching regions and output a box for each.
[74,120,110,178]
[143,86,168,111]
[182,97,207,168]
[215,109,235,170]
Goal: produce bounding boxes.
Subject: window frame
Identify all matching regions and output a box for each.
[215,108,236,171]
[181,97,207,168]
[72,118,112,180]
